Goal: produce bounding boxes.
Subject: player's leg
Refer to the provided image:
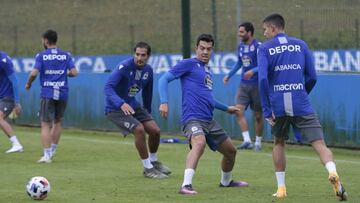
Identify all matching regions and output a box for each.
[38,99,55,163]
[106,110,167,179]
[142,119,171,175]
[217,137,249,187]
[235,85,253,149]
[179,120,207,195]
[251,85,263,151]
[296,114,347,201]
[271,117,290,199]
[0,98,23,153]
[50,100,66,157]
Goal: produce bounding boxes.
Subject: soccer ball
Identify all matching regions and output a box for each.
[26,176,51,200]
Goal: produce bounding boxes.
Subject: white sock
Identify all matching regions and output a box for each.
[325,161,337,174]
[149,153,158,162]
[51,144,58,154]
[275,171,286,187]
[242,131,251,143]
[10,136,20,145]
[182,168,195,187]
[255,136,262,145]
[220,170,232,186]
[142,158,153,169]
[44,148,52,159]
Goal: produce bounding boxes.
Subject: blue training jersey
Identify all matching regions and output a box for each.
[104,57,153,114]
[0,51,15,99]
[229,39,261,85]
[34,48,75,101]
[258,33,316,118]
[169,58,215,124]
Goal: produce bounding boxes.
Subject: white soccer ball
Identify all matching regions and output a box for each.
[26,176,51,200]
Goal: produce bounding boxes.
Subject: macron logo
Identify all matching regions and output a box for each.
[274,83,304,92]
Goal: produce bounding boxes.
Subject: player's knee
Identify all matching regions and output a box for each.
[151,126,160,136]
[133,124,145,136]
[191,139,206,152]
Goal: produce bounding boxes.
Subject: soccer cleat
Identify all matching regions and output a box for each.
[219,180,249,187]
[179,184,197,195]
[37,156,52,164]
[329,173,348,201]
[255,144,262,151]
[143,167,168,179]
[6,143,23,153]
[237,142,254,150]
[151,161,172,175]
[272,186,287,199]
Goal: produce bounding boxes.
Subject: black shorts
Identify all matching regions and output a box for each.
[106,107,153,136]
[0,97,15,118]
[182,119,228,151]
[235,83,262,112]
[272,114,324,143]
[40,98,67,122]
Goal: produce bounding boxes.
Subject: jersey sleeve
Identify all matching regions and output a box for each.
[303,43,317,94]
[0,55,14,76]
[34,53,42,71]
[257,45,273,118]
[169,60,192,78]
[67,52,76,70]
[142,69,153,113]
[104,65,126,108]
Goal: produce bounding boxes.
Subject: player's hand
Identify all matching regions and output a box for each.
[25,83,31,90]
[265,113,276,126]
[14,104,21,116]
[244,70,254,80]
[222,76,230,85]
[120,103,135,115]
[159,103,168,118]
[226,106,240,114]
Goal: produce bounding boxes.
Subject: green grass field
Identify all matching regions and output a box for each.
[1,126,359,203]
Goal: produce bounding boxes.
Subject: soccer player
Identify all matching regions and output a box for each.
[159,34,249,195]
[0,51,23,153]
[258,14,347,200]
[104,41,171,179]
[26,29,77,163]
[223,22,263,151]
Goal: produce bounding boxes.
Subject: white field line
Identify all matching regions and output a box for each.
[61,135,360,165]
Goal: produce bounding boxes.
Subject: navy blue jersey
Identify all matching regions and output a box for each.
[104,57,153,114]
[0,51,15,99]
[169,58,215,124]
[228,39,261,85]
[258,33,316,118]
[34,48,75,100]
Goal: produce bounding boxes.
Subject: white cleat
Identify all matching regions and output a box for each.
[6,144,24,153]
[37,156,52,163]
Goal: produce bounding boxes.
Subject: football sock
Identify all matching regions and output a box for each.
[220,170,232,186]
[142,158,153,169]
[10,135,20,145]
[242,131,251,143]
[325,161,337,175]
[149,153,158,162]
[182,168,195,187]
[44,148,52,159]
[275,171,286,187]
[51,144,58,154]
[255,136,262,145]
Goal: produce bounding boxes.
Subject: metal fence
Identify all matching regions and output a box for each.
[0,0,359,57]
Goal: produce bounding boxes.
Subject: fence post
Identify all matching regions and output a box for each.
[129,24,134,53]
[355,19,359,48]
[211,0,218,51]
[72,25,77,55]
[13,25,18,56]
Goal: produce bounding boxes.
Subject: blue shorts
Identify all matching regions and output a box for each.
[182,119,228,151]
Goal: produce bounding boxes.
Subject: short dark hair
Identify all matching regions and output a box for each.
[239,22,254,36]
[263,13,285,29]
[196,34,214,47]
[133,41,151,55]
[42,29,57,44]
